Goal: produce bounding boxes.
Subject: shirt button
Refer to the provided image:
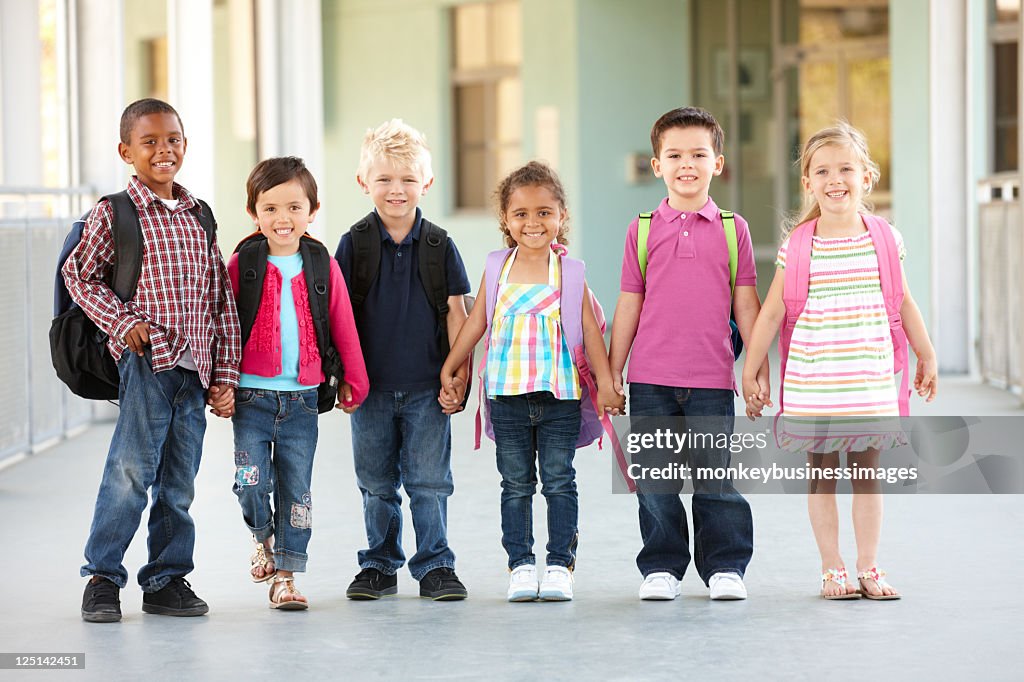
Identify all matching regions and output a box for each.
[680,213,686,219]
[683,231,689,237]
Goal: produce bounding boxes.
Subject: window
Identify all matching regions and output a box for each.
[451,1,521,210]
[992,0,1020,172]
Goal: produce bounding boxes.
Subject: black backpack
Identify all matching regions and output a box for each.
[49,191,216,400]
[233,233,343,414]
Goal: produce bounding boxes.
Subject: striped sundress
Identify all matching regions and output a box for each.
[486,248,580,399]
[776,225,908,453]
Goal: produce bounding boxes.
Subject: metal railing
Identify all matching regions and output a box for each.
[0,186,101,465]
[978,174,1022,392]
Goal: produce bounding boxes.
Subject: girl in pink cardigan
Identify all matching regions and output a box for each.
[227,157,368,609]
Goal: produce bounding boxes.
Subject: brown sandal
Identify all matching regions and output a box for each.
[269,575,308,610]
[250,538,276,583]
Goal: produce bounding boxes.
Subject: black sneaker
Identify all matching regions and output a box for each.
[82,576,121,623]
[419,567,468,601]
[346,567,398,600]
[142,577,209,617]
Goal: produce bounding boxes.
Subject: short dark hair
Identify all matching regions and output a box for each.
[650,106,724,157]
[246,156,319,215]
[119,98,183,144]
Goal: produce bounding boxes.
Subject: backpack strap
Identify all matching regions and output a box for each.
[348,212,381,307]
[300,236,334,363]
[418,219,451,351]
[777,220,816,418]
[863,215,910,416]
[190,198,217,252]
[475,249,514,450]
[233,233,269,348]
[103,191,142,302]
[721,210,738,295]
[637,212,653,280]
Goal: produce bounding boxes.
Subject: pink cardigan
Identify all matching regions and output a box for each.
[227,253,369,407]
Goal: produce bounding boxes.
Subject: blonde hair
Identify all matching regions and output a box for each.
[357,119,434,182]
[783,121,881,236]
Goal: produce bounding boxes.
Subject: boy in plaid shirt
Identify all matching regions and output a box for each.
[63,99,241,622]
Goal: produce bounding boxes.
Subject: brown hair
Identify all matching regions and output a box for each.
[494,161,570,248]
[119,98,183,145]
[650,106,724,158]
[783,121,881,236]
[246,156,319,215]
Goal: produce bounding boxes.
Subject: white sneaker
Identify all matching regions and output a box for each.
[709,572,747,600]
[507,565,539,602]
[638,572,681,601]
[538,566,574,601]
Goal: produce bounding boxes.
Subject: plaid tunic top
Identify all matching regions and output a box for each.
[486,248,579,399]
[61,176,241,388]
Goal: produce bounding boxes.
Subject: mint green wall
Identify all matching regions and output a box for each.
[890,0,931,323]
[576,0,692,307]
[123,0,167,104]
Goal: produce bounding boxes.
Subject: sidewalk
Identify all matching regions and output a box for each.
[1,375,1020,680]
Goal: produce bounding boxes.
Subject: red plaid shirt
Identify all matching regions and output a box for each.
[62,176,241,387]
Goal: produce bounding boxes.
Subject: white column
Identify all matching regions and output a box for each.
[254,0,326,236]
[929,0,969,373]
[167,0,216,204]
[0,0,43,187]
[75,0,124,196]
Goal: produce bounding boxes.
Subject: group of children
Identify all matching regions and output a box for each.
[65,97,937,622]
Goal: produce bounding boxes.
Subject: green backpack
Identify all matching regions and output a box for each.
[637,210,743,360]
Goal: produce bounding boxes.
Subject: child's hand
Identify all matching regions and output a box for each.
[914,353,938,402]
[207,384,235,418]
[124,321,151,356]
[741,376,767,420]
[612,371,625,400]
[337,382,360,414]
[598,384,625,416]
[438,375,466,414]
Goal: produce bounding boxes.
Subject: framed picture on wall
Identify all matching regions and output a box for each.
[714,48,768,101]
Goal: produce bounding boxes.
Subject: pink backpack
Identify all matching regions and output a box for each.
[778,215,911,417]
[473,246,636,492]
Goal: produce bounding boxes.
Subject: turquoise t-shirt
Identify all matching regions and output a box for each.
[239,253,306,391]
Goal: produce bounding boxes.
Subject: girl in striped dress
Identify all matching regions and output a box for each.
[439,162,623,602]
[740,123,937,600]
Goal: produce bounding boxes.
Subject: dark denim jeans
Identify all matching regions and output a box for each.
[350,388,455,580]
[629,383,753,584]
[232,388,318,572]
[489,392,581,570]
[81,351,206,591]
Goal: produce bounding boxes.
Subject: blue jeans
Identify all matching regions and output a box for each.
[81,352,206,591]
[350,388,455,580]
[489,392,581,570]
[232,388,318,572]
[629,383,753,584]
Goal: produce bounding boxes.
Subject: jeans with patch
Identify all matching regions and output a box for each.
[350,388,455,580]
[629,383,754,584]
[232,388,319,573]
[489,392,581,570]
[81,351,207,591]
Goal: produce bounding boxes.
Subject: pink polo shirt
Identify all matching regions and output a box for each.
[620,196,756,390]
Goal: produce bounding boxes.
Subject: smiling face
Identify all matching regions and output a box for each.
[501,184,567,253]
[651,125,724,211]
[117,112,186,199]
[802,143,871,220]
[248,179,319,256]
[357,159,432,229]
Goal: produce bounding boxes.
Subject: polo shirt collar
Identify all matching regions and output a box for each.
[655,196,720,223]
[374,207,423,245]
[126,175,196,212]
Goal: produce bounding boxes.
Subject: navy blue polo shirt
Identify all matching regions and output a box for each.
[336,209,471,392]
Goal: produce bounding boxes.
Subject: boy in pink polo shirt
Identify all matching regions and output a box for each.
[609,107,769,602]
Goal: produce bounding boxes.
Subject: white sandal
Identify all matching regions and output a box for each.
[250,538,276,583]
[269,575,308,610]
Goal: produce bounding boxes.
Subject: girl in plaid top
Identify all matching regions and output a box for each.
[440,162,623,602]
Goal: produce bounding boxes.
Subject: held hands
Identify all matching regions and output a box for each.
[124,321,151,356]
[438,373,467,415]
[914,353,938,402]
[742,371,773,420]
[207,384,235,418]
[598,383,626,416]
[337,382,361,414]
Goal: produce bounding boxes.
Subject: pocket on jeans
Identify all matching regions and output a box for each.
[235,388,257,406]
[298,390,320,415]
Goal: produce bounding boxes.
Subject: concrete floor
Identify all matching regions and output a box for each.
[1,375,1022,681]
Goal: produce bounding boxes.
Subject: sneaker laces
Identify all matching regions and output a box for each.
[510,567,535,586]
[170,577,198,600]
[88,578,119,603]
